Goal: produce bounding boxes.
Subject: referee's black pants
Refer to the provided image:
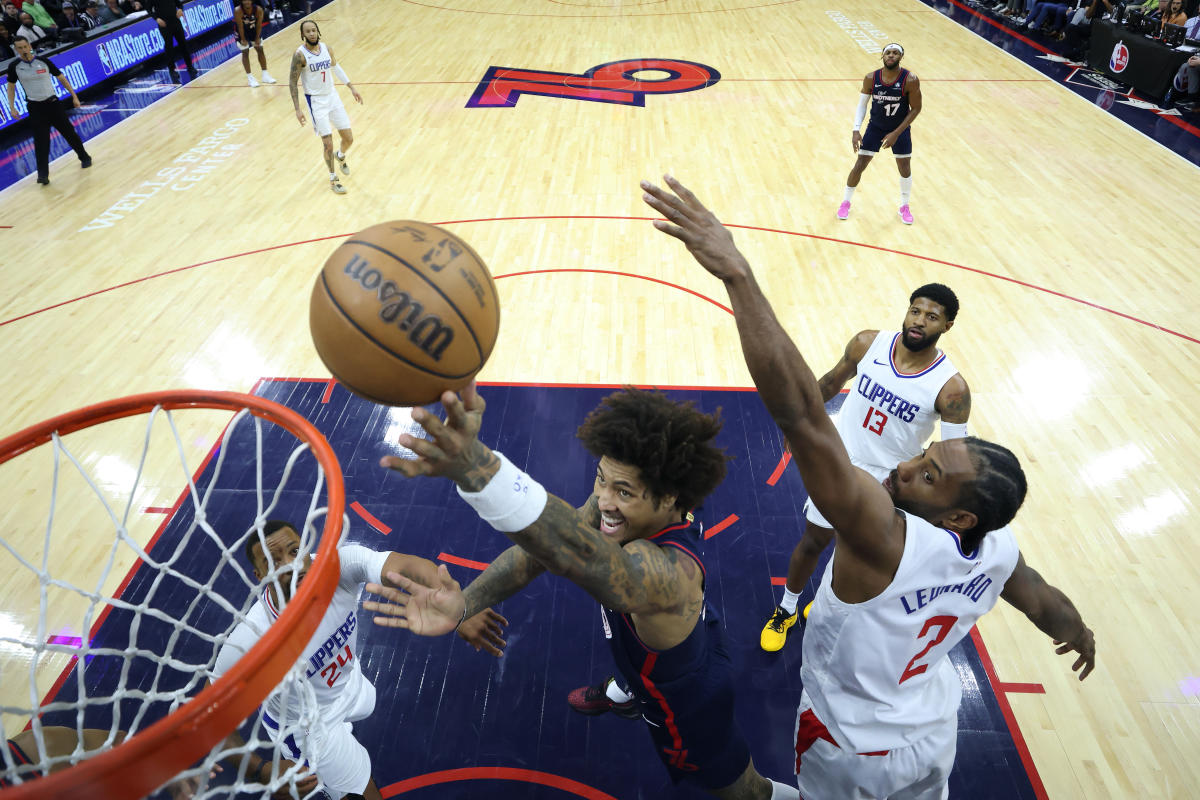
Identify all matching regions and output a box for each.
[159,17,195,75]
[27,97,89,180]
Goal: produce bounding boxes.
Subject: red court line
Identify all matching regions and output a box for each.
[383,766,621,798]
[766,450,792,486]
[437,552,490,571]
[143,506,173,514]
[498,268,732,314]
[770,576,787,586]
[703,513,739,540]
[997,681,1048,694]
[351,501,391,535]
[4,216,1196,345]
[968,625,1049,800]
[321,379,337,403]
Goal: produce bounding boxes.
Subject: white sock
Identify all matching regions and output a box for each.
[842,186,856,203]
[336,150,345,160]
[900,176,913,205]
[329,172,337,181]
[771,779,800,800]
[780,588,801,615]
[606,679,635,704]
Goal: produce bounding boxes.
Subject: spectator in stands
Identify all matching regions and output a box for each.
[1025,0,1084,35]
[2,2,21,37]
[78,0,102,29]
[0,24,14,59]
[56,1,82,28]
[20,0,59,30]
[145,0,195,82]
[119,0,144,12]
[16,10,50,44]
[1158,0,1187,28]
[1170,53,1200,110]
[96,0,122,22]
[1063,0,1111,59]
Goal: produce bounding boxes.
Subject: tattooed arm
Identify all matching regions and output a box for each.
[936,375,971,425]
[458,544,548,619]
[289,49,306,124]
[817,330,874,403]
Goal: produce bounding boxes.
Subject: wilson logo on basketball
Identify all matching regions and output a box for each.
[1109,41,1130,73]
[344,254,455,360]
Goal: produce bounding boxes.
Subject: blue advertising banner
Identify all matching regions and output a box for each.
[0,0,234,132]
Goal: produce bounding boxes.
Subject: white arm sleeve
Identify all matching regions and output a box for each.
[333,64,351,84]
[337,544,391,589]
[853,93,870,130]
[941,420,969,440]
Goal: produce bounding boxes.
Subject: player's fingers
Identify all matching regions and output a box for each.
[396,433,448,464]
[436,563,460,591]
[1054,642,1071,655]
[651,219,690,242]
[364,580,405,600]
[370,615,411,628]
[641,180,695,223]
[1079,659,1095,680]
[362,599,408,616]
[488,610,509,627]
[461,381,486,415]
[379,454,429,477]
[662,174,706,212]
[441,390,473,433]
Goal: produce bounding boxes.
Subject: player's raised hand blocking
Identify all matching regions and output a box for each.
[379,382,490,482]
[364,566,465,636]
[641,176,751,283]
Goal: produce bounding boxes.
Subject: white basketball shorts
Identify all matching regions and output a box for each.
[305,91,351,137]
[793,689,957,800]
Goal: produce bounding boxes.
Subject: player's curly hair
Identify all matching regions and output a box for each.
[957,438,1027,550]
[910,283,959,322]
[244,519,295,569]
[576,388,728,513]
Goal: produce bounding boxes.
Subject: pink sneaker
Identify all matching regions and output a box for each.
[836,201,851,220]
[898,205,914,225]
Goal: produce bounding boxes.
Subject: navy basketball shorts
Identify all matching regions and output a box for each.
[635,629,752,790]
[859,123,912,157]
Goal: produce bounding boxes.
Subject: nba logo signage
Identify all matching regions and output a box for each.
[96,42,114,77]
[1109,41,1130,73]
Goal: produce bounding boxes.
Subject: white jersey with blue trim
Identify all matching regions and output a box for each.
[801,513,1019,752]
[835,330,959,472]
[298,41,335,97]
[213,544,389,725]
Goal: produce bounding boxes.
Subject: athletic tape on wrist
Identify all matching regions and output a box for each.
[941,421,969,440]
[456,451,549,533]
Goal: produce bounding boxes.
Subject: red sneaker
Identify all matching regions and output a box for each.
[567,677,642,719]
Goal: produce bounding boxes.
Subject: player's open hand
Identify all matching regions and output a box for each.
[379,382,488,484]
[641,175,751,283]
[457,608,509,657]
[363,565,466,637]
[1053,626,1096,680]
[351,87,363,104]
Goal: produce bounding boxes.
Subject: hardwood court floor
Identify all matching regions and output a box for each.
[0,0,1197,796]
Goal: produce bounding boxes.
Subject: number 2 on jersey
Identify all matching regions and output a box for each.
[862,407,887,436]
[319,644,353,687]
[899,615,958,684]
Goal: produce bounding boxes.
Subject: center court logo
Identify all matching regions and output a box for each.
[1109,41,1130,73]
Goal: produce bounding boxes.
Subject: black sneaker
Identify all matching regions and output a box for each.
[80,156,92,168]
[567,677,642,719]
[36,175,49,185]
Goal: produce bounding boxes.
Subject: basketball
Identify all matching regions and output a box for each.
[309,221,501,407]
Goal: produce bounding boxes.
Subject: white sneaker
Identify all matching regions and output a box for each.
[330,177,347,194]
[247,74,259,87]
[260,71,277,84]
[336,151,350,176]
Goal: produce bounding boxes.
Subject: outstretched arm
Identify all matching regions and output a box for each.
[641,176,896,558]
[1001,554,1095,679]
[380,387,697,616]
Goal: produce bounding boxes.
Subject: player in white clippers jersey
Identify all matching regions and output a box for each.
[210,520,508,800]
[642,175,1096,800]
[760,283,970,653]
[289,19,363,195]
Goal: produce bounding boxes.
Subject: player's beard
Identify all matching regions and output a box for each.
[900,329,940,352]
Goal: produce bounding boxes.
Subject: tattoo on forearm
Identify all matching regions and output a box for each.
[462,545,546,618]
[289,51,304,108]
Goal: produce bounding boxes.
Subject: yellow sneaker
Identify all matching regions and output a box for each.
[803,601,813,619]
[760,605,798,652]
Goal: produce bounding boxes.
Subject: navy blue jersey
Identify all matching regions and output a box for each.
[601,517,752,790]
[868,68,911,131]
[237,5,261,40]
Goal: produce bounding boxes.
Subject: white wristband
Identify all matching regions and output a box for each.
[941,421,969,440]
[456,451,548,533]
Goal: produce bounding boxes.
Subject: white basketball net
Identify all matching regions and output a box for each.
[0,403,342,799]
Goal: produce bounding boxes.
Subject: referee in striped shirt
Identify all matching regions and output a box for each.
[5,35,92,185]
